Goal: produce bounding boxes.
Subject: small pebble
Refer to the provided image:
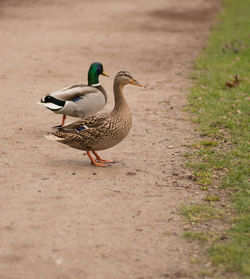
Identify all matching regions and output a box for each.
[127,172,136,176]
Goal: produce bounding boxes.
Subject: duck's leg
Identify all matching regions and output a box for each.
[86,151,111,167]
[92,151,114,163]
[61,115,66,126]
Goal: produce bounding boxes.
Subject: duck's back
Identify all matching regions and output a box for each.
[50,84,97,100]
[49,84,107,118]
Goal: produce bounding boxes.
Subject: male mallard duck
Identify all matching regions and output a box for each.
[45,71,145,167]
[38,62,109,126]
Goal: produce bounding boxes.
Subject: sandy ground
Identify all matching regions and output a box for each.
[0,1,220,278]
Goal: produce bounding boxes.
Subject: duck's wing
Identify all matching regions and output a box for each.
[39,85,106,118]
[59,92,106,118]
[49,113,110,146]
[50,84,98,101]
[60,113,109,131]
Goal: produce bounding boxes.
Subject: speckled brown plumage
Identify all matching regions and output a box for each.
[46,71,145,166]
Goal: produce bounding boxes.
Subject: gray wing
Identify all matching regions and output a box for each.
[58,92,106,118]
[50,84,98,101]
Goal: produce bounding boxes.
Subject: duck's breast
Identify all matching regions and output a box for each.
[91,112,132,151]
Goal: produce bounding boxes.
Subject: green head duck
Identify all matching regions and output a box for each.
[88,62,109,86]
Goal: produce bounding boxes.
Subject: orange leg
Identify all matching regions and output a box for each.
[92,151,114,163]
[86,151,111,167]
[61,115,66,126]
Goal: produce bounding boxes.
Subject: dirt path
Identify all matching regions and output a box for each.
[0,1,220,278]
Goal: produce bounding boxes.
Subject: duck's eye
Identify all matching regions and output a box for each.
[97,66,103,75]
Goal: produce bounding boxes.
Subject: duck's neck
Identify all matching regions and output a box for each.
[112,80,129,112]
[96,85,107,104]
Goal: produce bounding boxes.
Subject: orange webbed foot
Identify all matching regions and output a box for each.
[91,161,112,167]
[92,151,115,164]
[87,151,113,167]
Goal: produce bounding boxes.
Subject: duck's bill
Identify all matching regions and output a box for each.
[102,71,109,77]
[130,79,146,88]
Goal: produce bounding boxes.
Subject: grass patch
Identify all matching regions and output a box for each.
[208,215,250,276]
[204,195,220,202]
[209,241,250,275]
[192,140,219,148]
[183,231,209,242]
[180,204,222,223]
[183,0,250,277]
[200,186,209,191]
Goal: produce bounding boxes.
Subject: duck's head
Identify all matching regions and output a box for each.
[115,71,146,88]
[88,62,109,86]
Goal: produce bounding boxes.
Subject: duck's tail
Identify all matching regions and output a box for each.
[44,133,64,141]
[37,96,65,111]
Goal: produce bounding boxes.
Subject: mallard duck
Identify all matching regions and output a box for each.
[45,71,145,167]
[38,62,109,126]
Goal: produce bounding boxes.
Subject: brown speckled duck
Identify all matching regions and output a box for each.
[45,71,145,167]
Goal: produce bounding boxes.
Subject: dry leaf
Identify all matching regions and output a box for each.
[226,75,240,88]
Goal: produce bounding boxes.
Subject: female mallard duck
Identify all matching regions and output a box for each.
[45,71,145,167]
[39,62,109,126]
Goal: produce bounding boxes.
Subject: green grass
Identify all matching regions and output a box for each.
[209,216,250,275]
[183,0,250,277]
[183,231,210,242]
[180,204,222,223]
[204,195,220,202]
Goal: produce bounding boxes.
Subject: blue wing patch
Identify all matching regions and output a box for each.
[76,125,88,132]
[73,97,83,102]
